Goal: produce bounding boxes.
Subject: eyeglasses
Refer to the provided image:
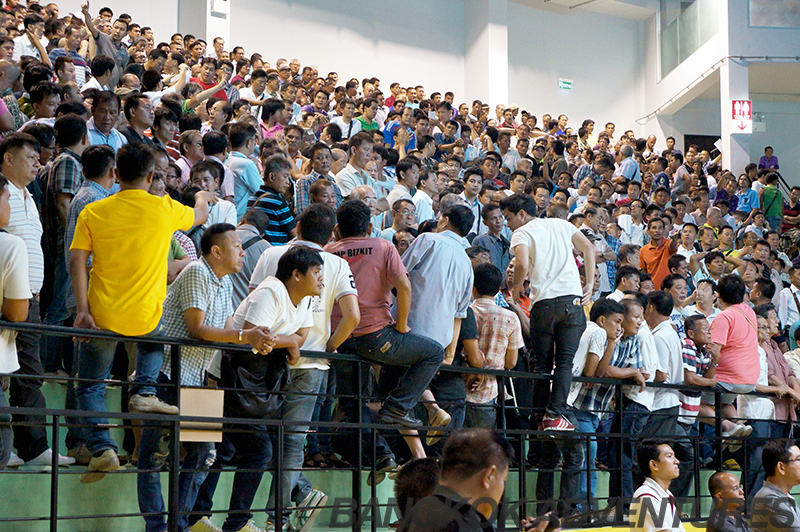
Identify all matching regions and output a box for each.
[781,457,800,463]
[726,485,745,493]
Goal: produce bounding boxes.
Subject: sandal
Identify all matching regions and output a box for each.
[322,451,352,468]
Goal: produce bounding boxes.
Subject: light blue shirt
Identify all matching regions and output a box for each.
[398,230,474,349]
[617,156,641,182]
[226,151,263,219]
[86,118,127,152]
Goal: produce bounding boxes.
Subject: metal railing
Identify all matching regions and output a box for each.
[0,320,785,531]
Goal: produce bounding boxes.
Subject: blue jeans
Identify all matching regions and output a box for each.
[608,397,650,500]
[348,326,444,413]
[571,407,600,507]
[266,368,325,523]
[306,369,333,455]
[41,249,72,373]
[137,373,214,532]
[529,297,586,419]
[76,322,165,454]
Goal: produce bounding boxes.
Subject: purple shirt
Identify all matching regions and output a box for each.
[759,155,779,170]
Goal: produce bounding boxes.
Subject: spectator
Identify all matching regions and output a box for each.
[501,193,595,431]
[70,143,213,482]
[472,204,511,273]
[0,174,32,469]
[118,93,155,146]
[707,471,749,532]
[751,439,800,532]
[758,146,779,171]
[246,154,297,244]
[86,91,127,151]
[629,440,686,532]
[82,4,129,88]
[230,208,270,306]
[294,142,344,214]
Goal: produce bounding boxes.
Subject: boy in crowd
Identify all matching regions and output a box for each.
[465,263,523,428]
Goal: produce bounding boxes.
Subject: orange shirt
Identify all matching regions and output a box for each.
[640,239,676,290]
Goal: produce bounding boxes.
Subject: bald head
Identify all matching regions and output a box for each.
[350,185,376,202]
[120,73,141,90]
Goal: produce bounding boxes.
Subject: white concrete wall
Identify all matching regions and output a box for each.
[56,0,179,44]
[506,2,645,135]
[229,0,467,103]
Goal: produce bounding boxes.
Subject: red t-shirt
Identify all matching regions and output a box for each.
[325,236,407,336]
[190,78,227,101]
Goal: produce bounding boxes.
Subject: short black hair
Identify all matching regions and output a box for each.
[589,297,625,323]
[55,101,89,118]
[202,131,228,156]
[615,265,640,287]
[81,144,116,180]
[336,200,371,238]
[754,278,776,300]
[92,91,120,112]
[275,245,324,283]
[228,122,256,149]
[646,290,673,317]
[53,114,87,148]
[0,133,40,163]
[200,223,236,256]
[123,93,149,121]
[297,203,336,246]
[116,143,155,183]
[762,439,796,478]
[473,263,503,297]
[661,273,686,291]
[717,274,745,305]
[636,439,671,478]
[441,205,474,237]
[441,428,514,481]
[23,122,55,152]
[499,193,537,217]
[684,314,708,335]
[90,55,115,78]
[141,68,162,92]
[29,80,60,105]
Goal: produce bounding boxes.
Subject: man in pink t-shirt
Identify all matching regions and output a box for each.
[708,275,759,413]
[325,200,444,471]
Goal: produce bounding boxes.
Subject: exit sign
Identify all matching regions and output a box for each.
[558,78,573,91]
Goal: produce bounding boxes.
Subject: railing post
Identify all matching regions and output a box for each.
[168,345,181,532]
[615,382,624,525]
[352,360,363,532]
[50,414,60,532]
[276,423,285,529]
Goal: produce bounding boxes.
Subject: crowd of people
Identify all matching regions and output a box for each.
[1,1,800,532]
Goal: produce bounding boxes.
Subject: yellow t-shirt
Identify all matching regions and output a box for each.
[71,189,195,335]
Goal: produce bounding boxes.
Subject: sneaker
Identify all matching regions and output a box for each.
[264,519,293,532]
[234,520,267,532]
[44,369,69,384]
[293,488,328,532]
[80,449,120,483]
[67,444,92,466]
[6,452,23,468]
[367,455,397,486]
[189,517,224,532]
[129,394,179,415]
[723,458,741,471]
[541,415,575,431]
[26,448,76,467]
[376,406,422,427]
[425,408,452,446]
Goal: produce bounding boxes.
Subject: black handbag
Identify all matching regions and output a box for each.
[219,349,290,419]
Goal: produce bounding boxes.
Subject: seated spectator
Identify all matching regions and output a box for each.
[751,439,800,532]
[86,91,127,151]
[188,160,237,226]
[629,440,686,532]
[246,154,297,244]
[308,178,337,209]
[706,471,749,532]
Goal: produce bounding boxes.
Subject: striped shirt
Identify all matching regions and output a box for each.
[161,258,233,387]
[42,148,83,259]
[246,185,296,245]
[5,178,43,293]
[678,337,711,424]
[294,170,344,214]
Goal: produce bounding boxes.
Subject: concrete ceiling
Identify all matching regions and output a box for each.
[511,0,656,22]
[697,61,800,102]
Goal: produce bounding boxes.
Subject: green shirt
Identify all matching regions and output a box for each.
[761,184,783,218]
[355,116,379,131]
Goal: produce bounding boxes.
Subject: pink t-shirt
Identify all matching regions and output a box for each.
[325,236,407,336]
[710,303,759,385]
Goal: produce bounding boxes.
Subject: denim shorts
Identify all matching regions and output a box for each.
[701,381,756,405]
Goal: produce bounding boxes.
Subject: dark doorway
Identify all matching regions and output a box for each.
[683,134,720,157]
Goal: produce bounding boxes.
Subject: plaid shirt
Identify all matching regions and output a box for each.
[467,297,524,404]
[64,180,111,310]
[572,333,628,416]
[43,148,83,259]
[161,258,233,386]
[617,333,645,401]
[605,232,622,289]
[294,171,344,214]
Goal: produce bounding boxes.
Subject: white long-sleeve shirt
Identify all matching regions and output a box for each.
[778,284,800,327]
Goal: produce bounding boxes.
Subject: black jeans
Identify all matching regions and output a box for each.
[535,410,584,516]
[10,298,49,461]
[529,296,586,420]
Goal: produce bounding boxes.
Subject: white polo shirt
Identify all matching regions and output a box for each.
[5,180,43,293]
[0,231,31,373]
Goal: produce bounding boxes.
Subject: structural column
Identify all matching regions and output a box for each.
[177,0,230,48]
[464,0,508,110]
[719,58,750,174]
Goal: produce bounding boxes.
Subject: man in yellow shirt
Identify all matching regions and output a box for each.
[70,143,214,482]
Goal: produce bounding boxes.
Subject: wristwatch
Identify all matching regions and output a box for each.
[238,329,243,343]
